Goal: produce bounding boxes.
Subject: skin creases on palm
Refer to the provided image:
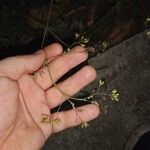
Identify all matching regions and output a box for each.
[0,44,99,150]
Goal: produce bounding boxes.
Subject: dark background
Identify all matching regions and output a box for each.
[0,0,150,58]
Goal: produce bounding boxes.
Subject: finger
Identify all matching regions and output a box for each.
[51,104,100,133]
[43,43,63,62]
[45,66,97,108]
[35,46,88,90]
[0,43,63,80]
[0,51,45,80]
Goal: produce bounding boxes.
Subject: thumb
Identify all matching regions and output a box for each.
[0,50,45,80]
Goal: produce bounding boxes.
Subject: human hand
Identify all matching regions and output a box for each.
[0,43,100,150]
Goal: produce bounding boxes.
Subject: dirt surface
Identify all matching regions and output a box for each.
[43,29,150,150]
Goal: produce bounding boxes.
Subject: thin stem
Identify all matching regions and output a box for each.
[46,63,109,102]
[56,103,62,113]
[24,6,69,47]
[41,0,54,49]
[47,27,69,47]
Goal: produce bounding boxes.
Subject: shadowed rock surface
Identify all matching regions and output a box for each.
[43,29,150,150]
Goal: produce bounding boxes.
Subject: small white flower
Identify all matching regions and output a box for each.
[91,101,100,106]
[110,89,119,101]
[99,80,104,86]
[75,33,80,38]
[81,122,89,128]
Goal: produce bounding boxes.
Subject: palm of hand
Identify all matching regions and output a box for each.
[0,44,99,150]
[0,75,47,150]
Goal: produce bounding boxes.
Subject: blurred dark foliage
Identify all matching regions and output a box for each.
[0,0,150,59]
